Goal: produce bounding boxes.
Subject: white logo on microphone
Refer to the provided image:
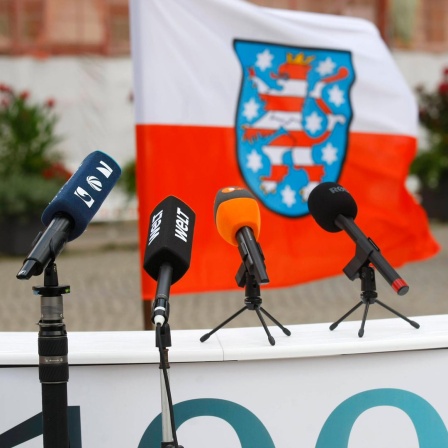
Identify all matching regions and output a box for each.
[175,207,190,243]
[74,187,95,208]
[148,210,163,245]
[86,176,103,191]
[329,186,346,194]
[96,160,114,178]
[73,157,115,208]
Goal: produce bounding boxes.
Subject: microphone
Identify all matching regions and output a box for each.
[214,186,269,285]
[308,182,409,296]
[143,196,195,326]
[17,151,121,279]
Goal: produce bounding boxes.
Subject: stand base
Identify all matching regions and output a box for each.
[330,298,420,338]
[200,298,291,346]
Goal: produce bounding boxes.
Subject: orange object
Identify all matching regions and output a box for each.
[136,125,439,299]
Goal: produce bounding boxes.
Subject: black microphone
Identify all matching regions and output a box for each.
[17,151,121,279]
[214,186,269,285]
[143,196,195,326]
[308,182,409,296]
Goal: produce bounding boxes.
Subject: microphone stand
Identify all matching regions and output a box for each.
[153,264,184,448]
[330,243,420,337]
[32,261,71,448]
[200,264,291,346]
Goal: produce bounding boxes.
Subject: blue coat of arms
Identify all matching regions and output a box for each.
[234,40,355,217]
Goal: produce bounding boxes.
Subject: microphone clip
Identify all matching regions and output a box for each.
[152,296,170,328]
[342,237,376,281]
[235,227,269,285]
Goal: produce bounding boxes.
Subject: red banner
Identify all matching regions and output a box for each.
[130,0,439,300]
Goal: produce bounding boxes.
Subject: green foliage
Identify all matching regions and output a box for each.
[0,174,66,222]
[0,84,70,220]
[411,68,448,189]
[118,158,136,198]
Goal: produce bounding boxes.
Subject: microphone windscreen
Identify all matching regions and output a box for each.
[214,187,260,246]
[143,196,196,284]
[308,182,358,232]
[41,151,121,241]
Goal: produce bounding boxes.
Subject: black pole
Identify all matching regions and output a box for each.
[41,384,69,447]
[155,322,184,448]
[151,264,183,448]
[156,324,174,447]
[33,262,70,448]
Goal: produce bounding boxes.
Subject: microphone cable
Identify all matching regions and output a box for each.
[156,323,180,448]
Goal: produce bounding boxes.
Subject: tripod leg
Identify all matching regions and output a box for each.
[375,299,420,329]
[259,307,291,336]
[358,303,370,338]
[329,301,363,331]
[254,308,276,346]
[200,306,248,342]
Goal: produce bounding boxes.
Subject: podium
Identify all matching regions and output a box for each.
[1,315,448,447]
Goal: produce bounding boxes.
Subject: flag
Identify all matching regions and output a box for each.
[130,0,439,300]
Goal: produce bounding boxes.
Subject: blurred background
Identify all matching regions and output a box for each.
[0,0,447,333]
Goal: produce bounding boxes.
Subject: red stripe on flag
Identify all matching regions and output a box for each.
[271,130,331,146]
[136,124,439,300]
[259,94,305,111]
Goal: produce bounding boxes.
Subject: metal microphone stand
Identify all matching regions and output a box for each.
[156,323,184,448]
[32,261,71,448]
[200,264,291,345]
[153,264,184,448]
[330,246,420,337]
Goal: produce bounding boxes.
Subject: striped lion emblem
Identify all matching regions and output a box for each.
[234,40,355,217]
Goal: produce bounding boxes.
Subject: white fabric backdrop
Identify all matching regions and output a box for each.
[0,52,446,219]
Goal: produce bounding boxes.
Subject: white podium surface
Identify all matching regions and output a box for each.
[2,314,448,365]
[1,315,448,447]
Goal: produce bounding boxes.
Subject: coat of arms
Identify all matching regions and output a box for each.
[234,40,355,217]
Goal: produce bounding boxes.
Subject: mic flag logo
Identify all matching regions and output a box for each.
[73,157,116,208]
[86,176,103,191]
[234,40,355,217]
